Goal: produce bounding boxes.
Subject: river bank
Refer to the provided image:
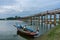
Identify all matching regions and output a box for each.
[37,24,60,40]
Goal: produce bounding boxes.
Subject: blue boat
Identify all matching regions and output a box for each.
[13,23,39,37]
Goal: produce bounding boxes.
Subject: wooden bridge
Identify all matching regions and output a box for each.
[22,9,60,26]
[21,9,60,35]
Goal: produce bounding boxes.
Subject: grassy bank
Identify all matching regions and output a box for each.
[38,24,60,40]
[56,21,60,24]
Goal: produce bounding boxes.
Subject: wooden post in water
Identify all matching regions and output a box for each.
[59,14,60,23]
[54,13,56,26]
[32,17,33,25]
[38,16,40,26]
[59,14,60,21]
[45,13,48,24]
[41,16,42,23]
[50,14,52,29]
[35,16,37,26]
[41,15,44,34]
[42,15,45,33]
[32,16,35,25]
[45,12,48,32]
[35,16,38,26]
[30,17,32,25]
[43,16,44,33]
[43,15,46,33]
[33,16,35,27]
[44,15,45,23]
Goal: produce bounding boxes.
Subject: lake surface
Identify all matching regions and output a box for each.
[0,20,56,40]
[0,20,27,40]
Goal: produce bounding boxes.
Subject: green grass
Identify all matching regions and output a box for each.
[56,21,60,24]
[37,24,60,40]
[48,25,60,40]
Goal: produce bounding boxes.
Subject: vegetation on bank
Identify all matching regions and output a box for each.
[0,16,22,20]
[0,19,5,20]
[6,16,21,20]
[56,21,60,24]
[38,24,60,40]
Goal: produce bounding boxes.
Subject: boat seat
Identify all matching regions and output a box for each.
[25,28,34,32]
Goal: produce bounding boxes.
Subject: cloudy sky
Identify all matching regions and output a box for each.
[0,0,60,18]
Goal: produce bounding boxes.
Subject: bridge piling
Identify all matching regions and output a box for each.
[38,16,40,26]
[59,14,60,21]
[22,9,60,35]
[50,14,52,29]
[54,13,56,26]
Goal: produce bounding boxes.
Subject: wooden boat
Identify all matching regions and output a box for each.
[13,24,39,37]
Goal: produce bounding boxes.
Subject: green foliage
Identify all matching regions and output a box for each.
[56,21,60,24]
[6,16,21,20]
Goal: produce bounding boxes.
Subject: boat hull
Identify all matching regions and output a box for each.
[17,28,37,37]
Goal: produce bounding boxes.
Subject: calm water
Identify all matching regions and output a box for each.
[0,20,56,40]
[0,20,27,40]
[0,20,38,40]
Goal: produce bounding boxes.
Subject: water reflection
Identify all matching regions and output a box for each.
[0,20,58,40]
[0,20,27,40]
[17,31,35,40]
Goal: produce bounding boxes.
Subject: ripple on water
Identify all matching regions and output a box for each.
[0,20,27,40]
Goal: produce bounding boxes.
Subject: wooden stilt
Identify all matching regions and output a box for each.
[30,17,32,25]
[54,14,56,26]
[45,14,48,32]
[32,16,35,25]
[41,16,43,33]
[45,14,48,24]
[34,16,36,25]
[59,14,60,20]
[44,16,45,23]
[50,14,52,29]
[38,16,40,26]
[43,16,46,32]
[41,16,43,23]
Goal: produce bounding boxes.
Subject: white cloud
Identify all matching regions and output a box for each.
[15,0,60,11]
[0,0,60,14]
[0,9,7,13]
[0,5,23,13]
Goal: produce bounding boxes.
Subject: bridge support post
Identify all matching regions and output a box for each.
[59,14,60,21]
[50,14,52,29]
[41,16,43,24]
[34,16,36,26]
[43,15,46,33]
[45,14,48,24]
[38,16,40,26]
[44,16,45,23]
[41,15,44,34]
[42,16,45,33]
[54,14,56,26]
[45,14,48,32]
[30,17,32,25]
[32,16,35,25]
